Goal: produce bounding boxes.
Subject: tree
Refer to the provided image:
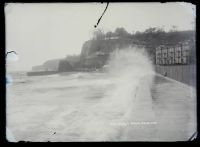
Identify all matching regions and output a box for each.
[105,31,114,39]
[92,29,105,40]
[114,27,130,38]
[144,27,157,34]
[169,25,178,32]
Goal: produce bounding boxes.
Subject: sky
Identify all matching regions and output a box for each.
[5,2,196,71]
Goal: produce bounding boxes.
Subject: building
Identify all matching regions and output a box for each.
[155,42,191,65]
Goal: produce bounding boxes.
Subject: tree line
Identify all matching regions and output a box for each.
[92,27,195,46]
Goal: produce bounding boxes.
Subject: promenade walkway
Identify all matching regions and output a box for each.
[151,75,196,141]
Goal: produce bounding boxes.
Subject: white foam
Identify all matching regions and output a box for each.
[78,47,155,141]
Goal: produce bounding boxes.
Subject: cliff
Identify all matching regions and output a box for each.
[79,38,135,68]
[58,59,74,72]
[32,59,60,71]
[78,30,195,69]
[31,29,195,72]
[43,59,60,71]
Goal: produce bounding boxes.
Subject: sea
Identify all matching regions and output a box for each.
[6,48,157,141]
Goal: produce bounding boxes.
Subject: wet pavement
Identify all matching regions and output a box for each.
[151,75,196,141]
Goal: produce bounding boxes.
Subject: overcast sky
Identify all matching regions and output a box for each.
[5,2,196,71]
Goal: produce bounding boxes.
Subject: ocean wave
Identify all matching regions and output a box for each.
[7,47,155,141]
[70,47,155,141]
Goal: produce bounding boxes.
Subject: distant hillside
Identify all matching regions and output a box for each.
[32,56,79,72]
[32,59,60,71]
[31,27,195,72]
[65,55,80,67]
[79,38,136,68]
[77,29,195,69]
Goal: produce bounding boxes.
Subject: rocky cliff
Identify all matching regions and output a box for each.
[79,38,136,68]
[78,30,195,69]
[32,59,60,71]
[31,30,195,72]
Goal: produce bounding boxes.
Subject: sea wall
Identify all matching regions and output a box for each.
[155,65,196,86]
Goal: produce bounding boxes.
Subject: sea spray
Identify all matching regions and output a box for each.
[7,47,156,141]
[80,46,156,141]
[107,47,155,118]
